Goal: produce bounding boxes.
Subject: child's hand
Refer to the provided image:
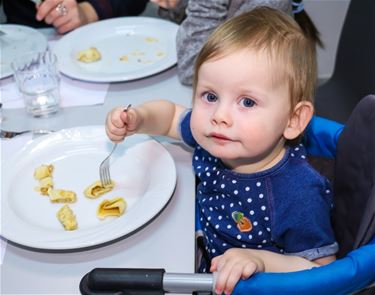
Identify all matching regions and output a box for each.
[210,248,265,295]
[105,106,139,143]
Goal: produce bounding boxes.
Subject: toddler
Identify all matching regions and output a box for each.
[106,7,337,295]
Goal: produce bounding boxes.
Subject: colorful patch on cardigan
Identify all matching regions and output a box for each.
[232,211,252,232]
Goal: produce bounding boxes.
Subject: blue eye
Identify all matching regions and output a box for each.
[241,97,255,108]
[203,92,218,102]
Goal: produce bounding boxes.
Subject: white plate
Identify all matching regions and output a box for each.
[0,24,48,79]
[53,17,179,82]
[1,126,176,250]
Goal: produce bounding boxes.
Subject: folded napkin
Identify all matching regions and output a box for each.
[0,74,109,109]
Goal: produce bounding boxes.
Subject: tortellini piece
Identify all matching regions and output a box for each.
[97,197,126,219]
[34,164,55,195]
[84,180,115,199]
[57,205,78,231]
[76,47,101,63]
[48,189,77,203]
[34,164,54,180]
[34,176,54,196]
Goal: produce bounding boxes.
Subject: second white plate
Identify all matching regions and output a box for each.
[1,126,177,250]
[53,17,179,82]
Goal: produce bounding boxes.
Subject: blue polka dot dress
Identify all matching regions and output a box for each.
[180,110,338,269]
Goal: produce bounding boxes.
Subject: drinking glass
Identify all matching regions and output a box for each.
[11,51,60,117]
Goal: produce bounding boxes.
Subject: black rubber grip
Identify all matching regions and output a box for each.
[80,268,165,295]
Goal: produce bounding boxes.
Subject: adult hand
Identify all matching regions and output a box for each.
[150,0,179,9]
[35,0,98,34]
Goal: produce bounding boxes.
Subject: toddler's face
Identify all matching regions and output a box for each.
[191,49,293,172]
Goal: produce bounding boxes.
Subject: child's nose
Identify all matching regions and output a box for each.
[211,103,232,126]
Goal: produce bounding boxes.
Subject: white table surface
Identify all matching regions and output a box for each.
[1,29,196,295]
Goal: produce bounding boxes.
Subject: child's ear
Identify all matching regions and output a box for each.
[283,101,314,140]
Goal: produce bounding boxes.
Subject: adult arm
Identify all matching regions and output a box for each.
[176,0,230,85]
[176,0,292,85]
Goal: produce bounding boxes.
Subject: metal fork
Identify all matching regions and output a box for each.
[0,129,53,139]
[99,104,131,187]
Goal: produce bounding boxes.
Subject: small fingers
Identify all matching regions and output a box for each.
[105,108,129,142]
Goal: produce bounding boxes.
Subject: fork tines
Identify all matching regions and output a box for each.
[99,144,117,187]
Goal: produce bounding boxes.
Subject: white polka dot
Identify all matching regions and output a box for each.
[202,198,206,202]
[247,198,252,203]
[291,153,295,157]
[234,190,239,195]
[198,172,201,177]
[209,197,213,201]
[248,235,253,239]
[222,243,227,247]
[326,189,330,194]
[215,224,220,229]
[301,155,306,159]
[212,249,216,253]
[205,167,209,171]
[295,147,300,151]
[259,193,264,198]
[250,210,255,215]
[266,227,271,232]
[262,240,267,244]
[245,187,250,191]
[256,182,261,187]
[221,184,225,189]
[258,231,263,235]
[242,244,246,248]
[232,180,237,184]
[218,215,223,220]
[264,217,269,221]
[194,156,199,160]
[207,216,211,221]
[237,235,241,240]
[261,206,266,211]
[230,203,234,207]
[206,172,211,177]
[209,207,213,211]
[213,180,217,185]
[238,201,242,206]
[221,205,225,209]
[257,245,262,248]
[203,181,207,186]
[253,221,258,226]
[227,225,232,229]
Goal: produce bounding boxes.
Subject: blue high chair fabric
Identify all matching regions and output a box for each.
[231,94,375,295]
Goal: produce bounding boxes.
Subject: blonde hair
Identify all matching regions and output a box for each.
[193,6,317,109]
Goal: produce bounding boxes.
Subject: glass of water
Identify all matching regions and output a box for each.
[11,51,60,117]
